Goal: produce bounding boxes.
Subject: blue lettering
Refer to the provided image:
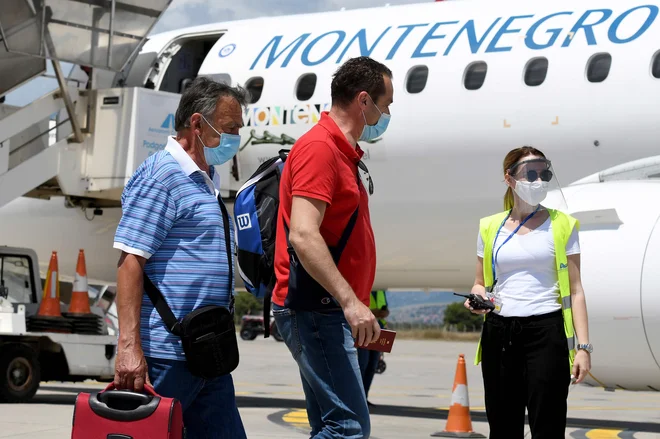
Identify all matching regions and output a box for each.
[443,18,501,56]
[143,140,166,150]
[525,12,573,49]
[608,5,658,44]
[486,15,535,52]
[562,9,612,47]
[386,24,428,60]
[301,31,346,66]
[336,27,392,63]
[412,21,459,58]
[250,34,310,70]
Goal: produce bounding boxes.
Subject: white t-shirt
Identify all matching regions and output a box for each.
[476,216,580,317]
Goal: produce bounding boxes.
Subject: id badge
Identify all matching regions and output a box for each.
[487,291,503,314]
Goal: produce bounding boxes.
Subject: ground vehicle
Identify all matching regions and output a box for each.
[240,313,283,342]
[0,247,117,403]
[376,353,386,375]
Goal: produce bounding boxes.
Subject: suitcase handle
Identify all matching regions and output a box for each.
[88,384,161,422]
[103,382,158,396]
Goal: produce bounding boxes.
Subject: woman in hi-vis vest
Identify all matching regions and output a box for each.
[466,146,592,439]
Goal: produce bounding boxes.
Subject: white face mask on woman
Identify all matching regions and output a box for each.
[514,180,549,206]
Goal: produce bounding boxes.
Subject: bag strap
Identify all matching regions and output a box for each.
[217,195,234,301]
[143,195,235,336]
[143,273,182,336]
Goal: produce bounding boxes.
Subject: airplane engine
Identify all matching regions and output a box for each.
[559,180,660,391]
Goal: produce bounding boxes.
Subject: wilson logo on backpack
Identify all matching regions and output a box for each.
[233,149,289,337]
[236,214,252,231]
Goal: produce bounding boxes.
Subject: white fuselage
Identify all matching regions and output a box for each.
[1,0,660,390]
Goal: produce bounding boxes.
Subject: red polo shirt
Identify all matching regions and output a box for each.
[272,112,376,307]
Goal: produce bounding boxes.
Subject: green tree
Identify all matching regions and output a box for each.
[443,302,483,332]
[234,291,263,323]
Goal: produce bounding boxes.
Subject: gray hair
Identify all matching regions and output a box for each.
[174,76,249,131]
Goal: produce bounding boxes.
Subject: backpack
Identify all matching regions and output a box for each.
[233,149,289,337]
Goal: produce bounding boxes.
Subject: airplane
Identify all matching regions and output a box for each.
[1,0,660,391]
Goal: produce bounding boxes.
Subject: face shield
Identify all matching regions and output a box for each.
[508,157,568,212]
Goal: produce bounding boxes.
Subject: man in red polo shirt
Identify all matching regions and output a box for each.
[271,56,393,438]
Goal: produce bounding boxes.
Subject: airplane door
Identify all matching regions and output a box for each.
[641,213,660,376]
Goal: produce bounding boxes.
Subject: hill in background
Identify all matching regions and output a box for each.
[385,291,463,325]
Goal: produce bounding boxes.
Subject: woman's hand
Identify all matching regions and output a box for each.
[463,292,491,315]
[572,350,591,384]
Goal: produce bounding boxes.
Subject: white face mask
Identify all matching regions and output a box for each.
[513,180,549,206]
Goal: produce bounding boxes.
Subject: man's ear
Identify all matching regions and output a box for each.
[190,113,203,135]
[356,91,369,109]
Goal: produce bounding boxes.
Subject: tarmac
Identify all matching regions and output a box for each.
[2,337,660,438]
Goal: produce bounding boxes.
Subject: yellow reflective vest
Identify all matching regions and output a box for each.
[370,290,388,328]
[474,208,578,372]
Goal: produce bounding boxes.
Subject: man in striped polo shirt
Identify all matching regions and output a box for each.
[112,77,247,438]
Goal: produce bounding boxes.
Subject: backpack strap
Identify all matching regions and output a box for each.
[143,195,235,337]
[283,162,362,264]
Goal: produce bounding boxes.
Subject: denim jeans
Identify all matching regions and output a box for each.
[357,348,380,399]
[146,356,247,439]
[272,304,371,438]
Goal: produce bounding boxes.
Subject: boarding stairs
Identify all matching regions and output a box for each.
[0,0,176,211]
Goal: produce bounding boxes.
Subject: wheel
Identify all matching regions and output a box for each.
[270,322,284,342]
[240,328,257,341]
[376,359,386,374]
[0,344,41,403]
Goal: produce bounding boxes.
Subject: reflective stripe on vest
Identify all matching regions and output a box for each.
[474,208,579,372]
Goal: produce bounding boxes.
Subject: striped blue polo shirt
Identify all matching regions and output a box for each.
[113,136,235,361]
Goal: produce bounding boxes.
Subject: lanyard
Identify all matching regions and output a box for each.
[490,205,540,290]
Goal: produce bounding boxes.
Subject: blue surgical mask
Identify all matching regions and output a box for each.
[197,114,241,165]
[359,95,390,142]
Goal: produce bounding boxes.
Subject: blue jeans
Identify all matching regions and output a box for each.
[146,357,247,439]
[357,348,380,399]
[273,304,371,438]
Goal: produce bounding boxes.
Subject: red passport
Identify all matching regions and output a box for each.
[354,329,396,353]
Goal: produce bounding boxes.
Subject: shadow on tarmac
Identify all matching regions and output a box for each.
[33,386,660,434]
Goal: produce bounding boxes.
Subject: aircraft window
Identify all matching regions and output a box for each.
[296,73,317,101]
[406,66,428,94]
[209,73,231,85]
[652,51,660,79]
[464,62,487,90]
[524,58,548,86]
[587,53,612,83]
[245,77,264,104]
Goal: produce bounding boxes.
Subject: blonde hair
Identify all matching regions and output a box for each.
[503,146,547,210]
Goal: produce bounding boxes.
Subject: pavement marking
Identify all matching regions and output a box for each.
[570,429,639,438]
[282,409,310,428]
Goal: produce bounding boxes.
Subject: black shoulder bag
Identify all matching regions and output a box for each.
[143,196,239,379]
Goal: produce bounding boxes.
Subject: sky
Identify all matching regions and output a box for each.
[4,0,428,106]
[152,0,427,34]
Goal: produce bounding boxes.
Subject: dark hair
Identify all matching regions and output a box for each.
[330,56,393,108]
[174,76,248,131]
[503,146,547,210]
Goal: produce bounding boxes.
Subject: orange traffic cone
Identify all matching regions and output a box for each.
[431,354,485,438]
[37,251,63,318]
[27,251,72,333]
[68,249,91,314]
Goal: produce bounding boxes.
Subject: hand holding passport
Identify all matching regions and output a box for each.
[354,329,396,353]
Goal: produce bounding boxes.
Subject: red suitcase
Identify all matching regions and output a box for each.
[71,383,183,439]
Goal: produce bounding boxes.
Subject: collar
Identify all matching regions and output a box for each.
[317,112,364,164]
[165,137,221,191]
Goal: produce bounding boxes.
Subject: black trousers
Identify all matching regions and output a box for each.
[481,310,571,439]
